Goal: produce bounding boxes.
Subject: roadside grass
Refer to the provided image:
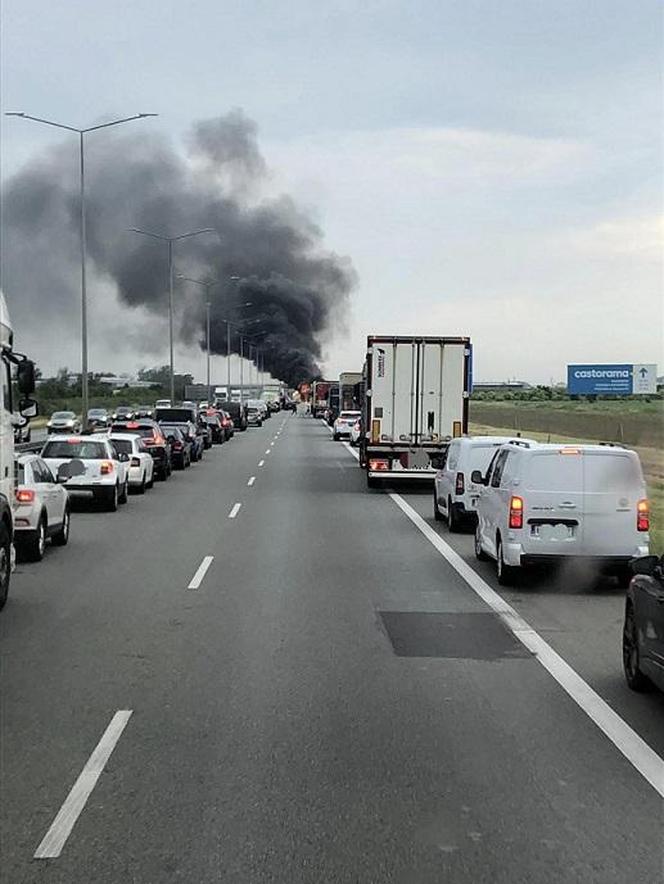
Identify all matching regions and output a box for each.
[469,421,663,555]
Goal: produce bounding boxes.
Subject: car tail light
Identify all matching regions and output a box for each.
[131,457,141,467]
[173,441,183,451]
[455,472,465,495]
[369,458,389,471]
[637,499,649,532]
[15,488,35,503]
[509,495,524,529]
[100,460,114,475]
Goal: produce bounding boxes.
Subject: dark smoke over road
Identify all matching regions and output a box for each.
[1,109,356,385]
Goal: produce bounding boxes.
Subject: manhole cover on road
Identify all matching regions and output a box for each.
[379,611,532,660]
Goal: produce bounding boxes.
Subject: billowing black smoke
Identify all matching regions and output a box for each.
[1,109,356,385]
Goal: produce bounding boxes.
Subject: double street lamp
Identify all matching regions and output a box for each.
[129,227,218,403]
[5,111,158,420]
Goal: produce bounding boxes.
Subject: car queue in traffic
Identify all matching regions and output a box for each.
[12,396,290,572]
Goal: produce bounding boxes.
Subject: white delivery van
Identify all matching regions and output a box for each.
[473,441,649,586]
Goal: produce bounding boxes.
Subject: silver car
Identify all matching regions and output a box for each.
[46,410,82,435]
[14,454,71,561]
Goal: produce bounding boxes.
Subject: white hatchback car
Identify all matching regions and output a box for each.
[433,436,531,530]
[41,434,131,511]
[14,454,71,561]
[333,411,362,441]
[109,433,155,493]
[473,441,650,586]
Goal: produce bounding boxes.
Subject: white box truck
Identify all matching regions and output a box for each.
[361,335,472,487]
[0,292,39,608]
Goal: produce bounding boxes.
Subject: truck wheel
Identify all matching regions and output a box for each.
[0,522,10,610]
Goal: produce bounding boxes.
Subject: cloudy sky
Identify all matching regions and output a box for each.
[1,0,662,384]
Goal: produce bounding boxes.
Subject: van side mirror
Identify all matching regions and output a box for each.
[18,397,38,419]
[630,555,659,576]
[429,455,445,470]
[470,469,486,485]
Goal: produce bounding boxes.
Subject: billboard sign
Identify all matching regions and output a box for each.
[567,363,657,395]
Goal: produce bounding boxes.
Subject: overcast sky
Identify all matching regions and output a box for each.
[1,0,662,384]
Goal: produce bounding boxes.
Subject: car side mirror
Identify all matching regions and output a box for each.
[630,555,659,576]
[470,470,486,485]
[117,452,129,463]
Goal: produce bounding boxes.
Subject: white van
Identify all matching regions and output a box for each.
[473,441,649,586]
[433,436,535,530]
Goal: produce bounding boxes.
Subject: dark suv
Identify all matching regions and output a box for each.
[111,419,172,480]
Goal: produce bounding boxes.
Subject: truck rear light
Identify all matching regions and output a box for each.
[369,458,389,472]
[637,499,649,532]
[455,472,465,495]
[100,461,114,475]
[15,488,35,503]
[509,495,524,529]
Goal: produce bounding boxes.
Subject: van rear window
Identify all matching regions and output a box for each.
[524,454,582,492]
[584,454,642,492]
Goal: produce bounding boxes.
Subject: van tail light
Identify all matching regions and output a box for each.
[509,495,524,529]
[455,472,465,495]
[15,488,35,503]
[100,461,114,475]
[637,499,649,532]
[369,458,389,472]
[131,457,141,467]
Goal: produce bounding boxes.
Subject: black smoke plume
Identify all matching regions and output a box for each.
[1,109,356,385]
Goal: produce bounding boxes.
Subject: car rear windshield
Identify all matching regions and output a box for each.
[341,412,360,419]
[154,408,196,423]
[43,440,108,459]
[16,464,25,484]
[584,453,643,492]
[52,412,75,420]
[524,453,583,492]
[111,440,133,455]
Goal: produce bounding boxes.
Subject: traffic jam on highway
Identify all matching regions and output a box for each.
[313,336,663,696]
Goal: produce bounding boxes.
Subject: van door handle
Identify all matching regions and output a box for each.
[559,502,576,509]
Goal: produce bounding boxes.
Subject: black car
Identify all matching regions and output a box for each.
[111,419,172,480]
[161,425,191,469]
[202,413,225,444]
[157,419,204,462]
[196,415,213,449]
[623,554,664,693]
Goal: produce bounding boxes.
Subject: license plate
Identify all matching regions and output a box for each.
[531,523,574,540]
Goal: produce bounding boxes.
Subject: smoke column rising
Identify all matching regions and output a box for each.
[1,109,356,385]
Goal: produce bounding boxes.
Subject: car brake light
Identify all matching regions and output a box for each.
[369,458,389,471]
[15,488,35,503]
[455,472,465,495]
[126,421,139,428]
[559,448,581,455]
[100,460,114,475]
[637,499,649,532]
[173,441,183,451]
[509,495,524,529]
[67,437,82,444]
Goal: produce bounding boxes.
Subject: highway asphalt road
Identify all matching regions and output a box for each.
[1,415,662,883]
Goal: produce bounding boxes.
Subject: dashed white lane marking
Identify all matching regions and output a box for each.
[334,422,664,798]
[228,502,242,519]
[247,476,256,486]
[187,555,214,589]
[258,460,265,467]
[265,449,271,455]
[34,710,133,859]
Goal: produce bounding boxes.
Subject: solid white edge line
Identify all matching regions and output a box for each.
[331,420,664,797]
[258,460,265,467]
[247,476,256,486]
[228,502,242,519]
[389,492,664,799]
[34,710,133,859]
[187,555,214,590]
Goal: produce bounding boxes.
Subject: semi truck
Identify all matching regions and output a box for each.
[311,380,334,417]
[360,335,472,488]
[0,292,38,609]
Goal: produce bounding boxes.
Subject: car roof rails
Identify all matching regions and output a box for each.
[598,441,626,448]
[506,438,533,448]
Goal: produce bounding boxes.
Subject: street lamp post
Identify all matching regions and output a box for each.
[176,275,219,404]
[5,111,157,421]
[129,227,217,403]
